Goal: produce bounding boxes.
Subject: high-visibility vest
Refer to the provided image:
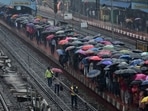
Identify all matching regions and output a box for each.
[45,69,53,78]
[71,86,78,96]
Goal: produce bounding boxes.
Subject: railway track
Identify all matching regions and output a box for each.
[0,23,100,111]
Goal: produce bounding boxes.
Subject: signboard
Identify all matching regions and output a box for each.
[64,13,72,20]
[131,3,148,9]
[81,22,88,28]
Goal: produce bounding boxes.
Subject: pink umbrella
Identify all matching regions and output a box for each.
[134,74,146,80]
[146,76,148,80]
[51,68,63,73]
[46,34,55,41]
[100,41,112,45]
[81,44,94,51]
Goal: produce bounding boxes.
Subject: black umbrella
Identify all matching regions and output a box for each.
[114,68,137,75]
[130,80,143,86]
[132,49,143,53]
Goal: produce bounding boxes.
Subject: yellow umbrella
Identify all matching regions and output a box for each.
[141,96,148,103]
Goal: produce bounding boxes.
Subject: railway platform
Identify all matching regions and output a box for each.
[0,20,139,111]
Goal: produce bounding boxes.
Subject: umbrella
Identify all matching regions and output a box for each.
[129,66,142,73]
[132,49,143,53]
[94,37,103,42]
[85,50,95,55]
[88,56,102,61]
[120,49,132,54]
[86,69,101,78]
[71,40,83,45]
[130,59,143,66]
[112,58,126,63]
[103,45,114,50]
[56,30,65,34]
[135,18,141,21]
[141,80,148,86]
[75,49,86,55]
[56,49,65,55]
[112,41,125,46]
[97,60,112,66]
[141,96,148,103]
[130,80,142,86]
[144,60,148,65]
[118,62,129,69]
[141,52,148,56]
[114,68,137,75]
[82,45,94,51]
[51,68,63,73]
[58,40,68,45]
[97,50,111,58]
[119,54,131,60]
[134,74,146,80]
[46,34,55,41]
[65,46,75,51]
[100,41,112,45]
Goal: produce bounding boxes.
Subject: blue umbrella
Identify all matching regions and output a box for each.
[130,59,143,66]
[141,80,148,86]
[119,54,131,60]
[94,37,103,42]
[87,69,101,78]
[56,49,65,55]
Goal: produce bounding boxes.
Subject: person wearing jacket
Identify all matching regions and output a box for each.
[70,83,78,108]
[45,67,53,87]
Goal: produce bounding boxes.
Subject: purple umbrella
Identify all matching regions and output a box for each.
[75,49,86,55]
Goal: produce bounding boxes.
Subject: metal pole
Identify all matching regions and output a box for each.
[111,0,114,39]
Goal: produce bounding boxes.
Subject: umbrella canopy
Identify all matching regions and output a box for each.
[130,59,143,66]
[119,54,131,60]
[58,40,68,45]
[51,68,63,73]
[100,41,112,45]
[134,74,146,80]
[75,49,86,55]
[112,41,125,46]
[71,40,83,45]
[65,46,75,51]
[114,68,137,76]
[97,50,111,58]
[103,45,114,50]
[97,60,112,66]
[141,80,148,86]
[120,49,132,54]
[87,69,101,78]
[94,37,103,42]
[141,96,148,103]
[118,62,129,69]
[141,52,148,56]
[81,44,94,51]
[130,80,143,86]
[46,34,55,41]
[88,56,102,61]
[56,49,65,55]
[132,49,143,53]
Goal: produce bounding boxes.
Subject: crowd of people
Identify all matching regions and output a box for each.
[0,5,148,111]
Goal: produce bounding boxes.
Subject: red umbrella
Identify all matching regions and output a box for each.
[51,68,63,73]
[58,40,68,45]
[46,34,55,41]
[134,73,146,80]
[82,44,94,51]
[89,56,102,61]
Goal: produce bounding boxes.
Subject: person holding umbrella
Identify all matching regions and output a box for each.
[50,38,56,54]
